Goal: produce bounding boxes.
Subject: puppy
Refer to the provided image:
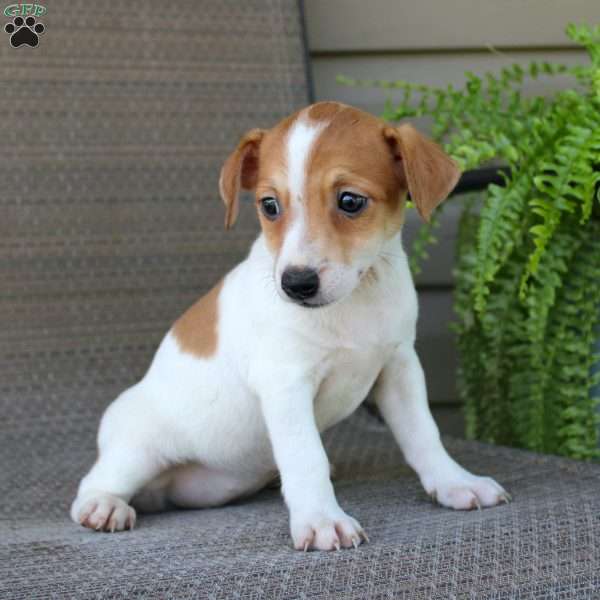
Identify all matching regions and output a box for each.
[71,102,509,551]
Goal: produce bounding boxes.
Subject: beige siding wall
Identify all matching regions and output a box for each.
[303,1,600,411]
[305,0,598,51]
[311,50,585,121]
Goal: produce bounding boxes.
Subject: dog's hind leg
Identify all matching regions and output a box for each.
[70,386,167,532]
[133,463,270,511]
[71,447,162,532]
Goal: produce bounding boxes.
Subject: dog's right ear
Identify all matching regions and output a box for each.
[219,129,265,229]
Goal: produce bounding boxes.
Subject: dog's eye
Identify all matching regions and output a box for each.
[338,191,368,216]
[260,197,281,221]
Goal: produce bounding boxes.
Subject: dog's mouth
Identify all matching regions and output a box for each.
[299,300,329,309]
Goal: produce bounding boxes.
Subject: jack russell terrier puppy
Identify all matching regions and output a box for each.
[71,101,510,551]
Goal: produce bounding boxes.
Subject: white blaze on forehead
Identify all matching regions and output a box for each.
[285,118,326,201]
[277,117,328,272]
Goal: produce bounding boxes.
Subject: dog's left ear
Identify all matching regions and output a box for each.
[383,124,461,222]
[219,128,265,229]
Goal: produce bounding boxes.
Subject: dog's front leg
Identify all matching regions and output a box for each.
[374,344,511,509]
[260,377,366,551]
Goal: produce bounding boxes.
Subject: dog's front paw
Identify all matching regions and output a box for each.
[428,474,511,510]
[291,509,368,551]
[71,492,136,532]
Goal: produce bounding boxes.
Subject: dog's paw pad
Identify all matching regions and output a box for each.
[292,511,367,551]
[74,494,136,532]
[4,15,44,47]
[430,475,510,510]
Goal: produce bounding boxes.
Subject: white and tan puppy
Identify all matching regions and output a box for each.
[71,102,509,551]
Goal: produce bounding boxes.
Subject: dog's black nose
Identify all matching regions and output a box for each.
[281,267,320,301]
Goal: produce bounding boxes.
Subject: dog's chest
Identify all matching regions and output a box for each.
[308,289,409,431]
[313,342,392,432]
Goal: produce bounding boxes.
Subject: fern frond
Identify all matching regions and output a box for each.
[341,23,600,459]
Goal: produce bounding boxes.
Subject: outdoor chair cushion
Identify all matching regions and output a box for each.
[3,410,600,599]
[1,1,599,598]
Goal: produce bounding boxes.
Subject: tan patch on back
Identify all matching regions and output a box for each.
[173,280,223,357]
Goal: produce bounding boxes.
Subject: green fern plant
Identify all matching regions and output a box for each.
[340,23,600,459]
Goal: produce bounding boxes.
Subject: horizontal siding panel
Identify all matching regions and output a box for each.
[303,2,598,410]
[305,0,600,52]
[432,405,465,437]
[415,291,458,404]
[311,49,587,117]
[311,50,585,287]
[404,200,463,287]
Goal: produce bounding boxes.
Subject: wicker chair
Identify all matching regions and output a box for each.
[1,2,599,598]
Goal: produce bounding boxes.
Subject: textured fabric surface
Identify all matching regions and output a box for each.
[0,0,308,438]
[2,411,600,599]
[2,1,600,599]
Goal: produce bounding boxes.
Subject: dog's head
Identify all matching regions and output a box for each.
[219,102,460,308]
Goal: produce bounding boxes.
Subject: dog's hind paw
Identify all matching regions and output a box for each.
[71,493,136,532]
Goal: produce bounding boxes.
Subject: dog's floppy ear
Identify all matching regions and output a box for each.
[383,124,460,222]
[219,128,265,229]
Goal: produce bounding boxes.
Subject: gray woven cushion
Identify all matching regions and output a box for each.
[0,0,307,434]
[2,410,600,599]
[2,1,600,598]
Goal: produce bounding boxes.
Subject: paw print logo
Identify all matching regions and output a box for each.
[4,15,45,47]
